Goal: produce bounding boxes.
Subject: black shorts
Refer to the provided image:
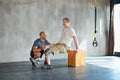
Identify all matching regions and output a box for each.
[30,48,52,58]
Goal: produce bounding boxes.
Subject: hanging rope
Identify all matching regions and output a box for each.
[92,0,98,47]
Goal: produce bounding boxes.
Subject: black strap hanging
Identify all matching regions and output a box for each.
[92,0,98,47]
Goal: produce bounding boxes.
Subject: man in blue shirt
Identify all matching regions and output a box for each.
[30,31,53,69]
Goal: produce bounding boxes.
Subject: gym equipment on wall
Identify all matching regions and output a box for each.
[92,0,98,47]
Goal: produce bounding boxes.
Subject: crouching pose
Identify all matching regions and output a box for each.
[30,31,53,69]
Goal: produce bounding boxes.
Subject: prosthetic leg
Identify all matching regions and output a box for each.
[41,48,53,69]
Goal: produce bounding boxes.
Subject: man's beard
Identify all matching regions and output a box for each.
[42,37,46,40]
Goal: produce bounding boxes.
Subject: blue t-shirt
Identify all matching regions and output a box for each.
[32,38,50,49]
[30,38,50,58]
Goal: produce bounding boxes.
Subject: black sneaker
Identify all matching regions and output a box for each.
[44,62,48,66]
[47,65,53,69]
[41,62,53,69]
[41,65,53,69]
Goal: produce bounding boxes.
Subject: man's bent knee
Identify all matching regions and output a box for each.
[44,48,53,56]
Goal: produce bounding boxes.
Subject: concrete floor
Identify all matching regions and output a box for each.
[0,56,120,80]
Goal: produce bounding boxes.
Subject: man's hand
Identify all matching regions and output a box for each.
[33,46,41,52]
[42,45,50,51]
[73,49,79,54]
[42,45,46,50]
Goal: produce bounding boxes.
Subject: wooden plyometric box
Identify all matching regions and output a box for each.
[68,50,86,67]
